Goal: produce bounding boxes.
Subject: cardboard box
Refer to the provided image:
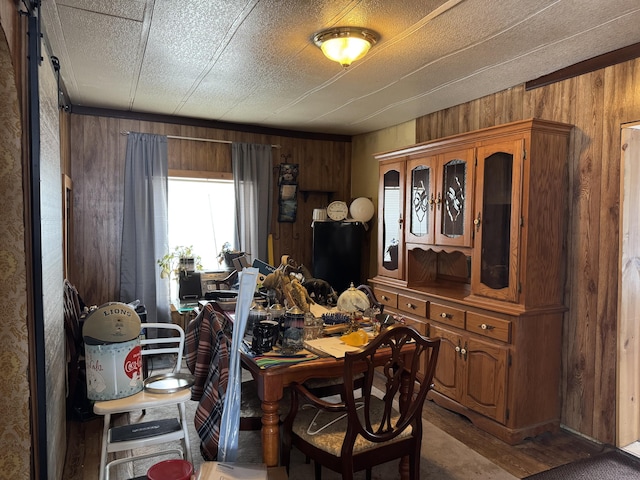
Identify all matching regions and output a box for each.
[197,462,287,480]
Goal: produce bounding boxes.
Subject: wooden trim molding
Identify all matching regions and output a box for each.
[71,105,352,143]
[62,174,73,279]
[526,42,640,90]
[168,169,233,180]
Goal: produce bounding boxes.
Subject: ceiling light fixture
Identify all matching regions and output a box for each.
[313,27,379,68]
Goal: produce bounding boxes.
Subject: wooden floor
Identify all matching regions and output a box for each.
[421,400,608,478]
[63,397,607,480]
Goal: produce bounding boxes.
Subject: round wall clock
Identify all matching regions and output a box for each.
[327,201,349,221]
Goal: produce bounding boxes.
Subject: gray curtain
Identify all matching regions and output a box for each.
[231,143,273,263]
[120,133,170,324]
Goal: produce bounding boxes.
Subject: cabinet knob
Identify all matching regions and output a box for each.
[474,212,482,231]
[440,312,452,319]
[381,295,389,301]
[460,348,467,355]
[455,346,461,353]
[429,193,435,211]
[406,303,415,309]
[436,192,442,210]
[480,323,495,330]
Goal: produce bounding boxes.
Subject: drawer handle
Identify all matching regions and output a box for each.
[382,295,389,301]
[480,323,495,330]
[440,312,452,319]
[406,302,415,309]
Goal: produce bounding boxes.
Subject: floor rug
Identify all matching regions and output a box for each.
[524,450,640,480]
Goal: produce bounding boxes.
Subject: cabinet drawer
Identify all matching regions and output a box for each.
[466,312,511,343]
[397,294,427,317]
[429,302,465,329]
[374,287,397,309]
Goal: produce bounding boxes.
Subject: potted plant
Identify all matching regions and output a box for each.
[217,242,244,271]
[157,245,203,279]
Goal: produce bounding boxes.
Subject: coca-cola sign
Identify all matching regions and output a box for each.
[124,345,142,379]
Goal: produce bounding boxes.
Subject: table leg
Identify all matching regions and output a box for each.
[399,456,409,479]
[261,400,280,466]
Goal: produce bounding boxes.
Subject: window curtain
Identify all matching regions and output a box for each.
[231,143,273,264]
[120,133,170,324]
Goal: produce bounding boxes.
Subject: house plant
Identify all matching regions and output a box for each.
[217,242,244,271]
[157,245,203,279]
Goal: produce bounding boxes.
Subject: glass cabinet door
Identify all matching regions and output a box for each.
[378,161,405,279]
[406,157,436,244]
[471,140,523,301]
[435,148,474,247]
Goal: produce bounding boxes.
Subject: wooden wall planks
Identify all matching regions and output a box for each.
[68,115,352,308]
[415,57,640,445]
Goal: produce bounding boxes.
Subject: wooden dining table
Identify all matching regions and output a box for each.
[239,343,417,476]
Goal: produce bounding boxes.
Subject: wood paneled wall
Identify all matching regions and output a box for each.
[68,115,352,307]
[414,58,640,444]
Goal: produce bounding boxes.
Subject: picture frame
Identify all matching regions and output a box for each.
[278,184,298,222]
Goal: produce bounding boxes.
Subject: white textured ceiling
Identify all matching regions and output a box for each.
[41,0,640,136]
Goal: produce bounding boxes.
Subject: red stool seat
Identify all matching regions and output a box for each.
[147,459,193,480]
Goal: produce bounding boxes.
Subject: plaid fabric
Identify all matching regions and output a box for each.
[186,302,230,460]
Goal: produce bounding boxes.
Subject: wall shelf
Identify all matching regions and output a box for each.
[299,189,336,202]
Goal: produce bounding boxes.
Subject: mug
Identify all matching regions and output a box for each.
[252,320,279,354]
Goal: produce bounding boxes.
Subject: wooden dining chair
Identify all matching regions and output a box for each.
[280,324,440,480]
[63,279,86,412]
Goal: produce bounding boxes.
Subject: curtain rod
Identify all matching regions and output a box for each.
[120,131,280,148]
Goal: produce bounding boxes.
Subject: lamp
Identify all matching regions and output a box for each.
[313,27,379,67]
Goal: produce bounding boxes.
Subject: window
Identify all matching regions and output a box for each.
[168,177,235,271]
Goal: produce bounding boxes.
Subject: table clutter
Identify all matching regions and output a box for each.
[202,254,401,369]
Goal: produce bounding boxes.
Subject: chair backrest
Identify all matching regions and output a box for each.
[63,280,83,355]
[140,323,185,374]
[341,324,440,446]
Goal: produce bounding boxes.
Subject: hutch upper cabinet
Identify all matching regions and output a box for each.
[405,148,475,248]
[370,119,573,444]
[377,159,405,280]
[470,139,523,303]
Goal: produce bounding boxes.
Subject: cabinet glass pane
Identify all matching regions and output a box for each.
[410,165,430,237]
[383,169,400,271]
[480,152,513,289]
[441,159,467,238]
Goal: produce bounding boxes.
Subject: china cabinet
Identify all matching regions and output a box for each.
[370,119,572,444]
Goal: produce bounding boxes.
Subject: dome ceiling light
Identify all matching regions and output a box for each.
[313,27,379,68]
